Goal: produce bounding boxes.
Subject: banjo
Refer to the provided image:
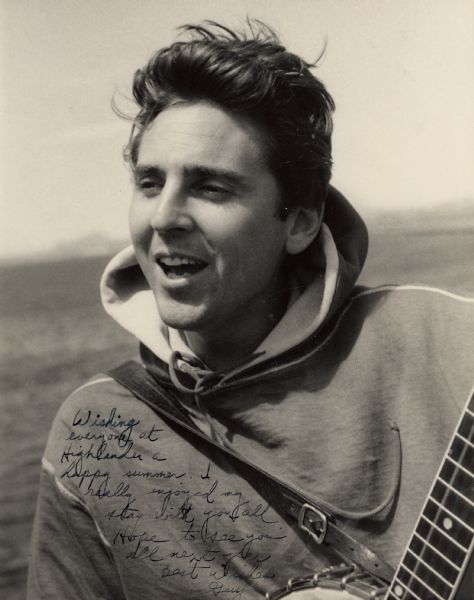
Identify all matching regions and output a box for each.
[267,391,474,600]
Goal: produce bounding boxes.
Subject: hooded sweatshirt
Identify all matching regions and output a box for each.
[28,188,474,600]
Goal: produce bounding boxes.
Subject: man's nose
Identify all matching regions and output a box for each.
[149,182,193,232]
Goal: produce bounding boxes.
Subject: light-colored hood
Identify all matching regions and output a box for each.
[100,186,368,376]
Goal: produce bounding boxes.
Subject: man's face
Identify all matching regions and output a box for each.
[129,101,290,337]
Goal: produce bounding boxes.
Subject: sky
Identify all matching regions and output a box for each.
[1,0,473,258]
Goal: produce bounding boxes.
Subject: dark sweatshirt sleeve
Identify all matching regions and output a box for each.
[27,463,126,600]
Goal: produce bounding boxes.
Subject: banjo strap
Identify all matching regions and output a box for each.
[107,359,394,583]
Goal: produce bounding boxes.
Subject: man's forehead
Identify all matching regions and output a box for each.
[136,101,270,174]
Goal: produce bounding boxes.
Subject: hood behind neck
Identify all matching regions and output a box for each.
[100,186,368,375]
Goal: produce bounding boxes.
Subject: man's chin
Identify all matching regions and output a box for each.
[156,301,209,333]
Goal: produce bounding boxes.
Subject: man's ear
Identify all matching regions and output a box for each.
[284,207,321,255]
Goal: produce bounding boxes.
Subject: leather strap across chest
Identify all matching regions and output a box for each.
[107,360,395,584]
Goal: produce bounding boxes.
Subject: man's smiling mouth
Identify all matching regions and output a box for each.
[156,255,208,278]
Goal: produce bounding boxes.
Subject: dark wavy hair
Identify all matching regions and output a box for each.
[125,21,335,216]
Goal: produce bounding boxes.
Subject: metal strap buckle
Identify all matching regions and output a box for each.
[286,575,316,592]
[298,503,328,544]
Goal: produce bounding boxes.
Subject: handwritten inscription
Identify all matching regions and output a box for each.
[59,407,287,598]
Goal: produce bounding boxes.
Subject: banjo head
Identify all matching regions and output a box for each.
[266,564,388,600]
[272,589,360,599]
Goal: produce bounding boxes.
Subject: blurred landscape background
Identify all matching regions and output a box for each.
[1,203,473,600]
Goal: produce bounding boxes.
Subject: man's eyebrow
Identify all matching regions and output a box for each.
[189,165,249,186]
[133,165,164,179]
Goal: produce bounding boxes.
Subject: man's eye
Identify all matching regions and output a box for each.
[194,183,231,200]
[137,179,163,196]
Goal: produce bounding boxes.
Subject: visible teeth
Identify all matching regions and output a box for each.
[160,257,203,266]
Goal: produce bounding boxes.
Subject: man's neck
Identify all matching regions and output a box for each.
[185,285,290,372]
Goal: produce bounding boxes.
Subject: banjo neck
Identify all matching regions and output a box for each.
[386,390,474,600]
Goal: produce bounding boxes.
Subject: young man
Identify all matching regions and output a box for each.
[28,23,473,599]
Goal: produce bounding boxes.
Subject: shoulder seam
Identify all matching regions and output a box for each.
[69,376,116,398]
[354,284,474,303]
[41,457,111,548]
